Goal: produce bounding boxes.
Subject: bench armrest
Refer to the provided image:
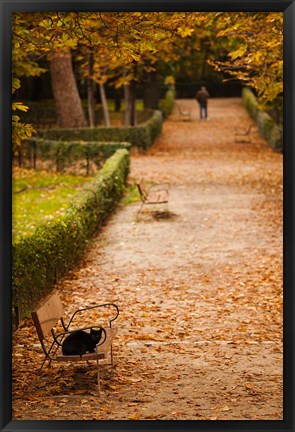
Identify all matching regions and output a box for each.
[66,303,119,329]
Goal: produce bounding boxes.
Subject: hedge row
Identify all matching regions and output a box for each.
[21,100,155,129]
[20,100,104,128]
[12,149,130,323]
[36,110,163,151]
[14,139,131,175]
[159,87,176,119]
[242,88,283,153]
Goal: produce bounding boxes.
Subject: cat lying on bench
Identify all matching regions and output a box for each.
[62,328,104,357]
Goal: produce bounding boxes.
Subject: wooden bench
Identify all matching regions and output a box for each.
[137,178,170,216]
[176,104,191,121]
[31,293,119,395]
[234,124,254,143]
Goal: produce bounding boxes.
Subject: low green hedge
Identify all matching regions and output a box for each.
[12,149,130,322]
[21,100,154,129]
[159,88,176,119]
[242,88,283,153]
[15,139,131,174]
[20,99,104,128]
[36,110,163,151]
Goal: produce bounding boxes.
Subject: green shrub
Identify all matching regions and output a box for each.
[159,88,176,119]
[242,88,259,119]
[20,100,153,129]
[20,100,104,128]
[35,110,163,151]
[12,149,130,321]
[15,139,131,174]
[242,87,283,153]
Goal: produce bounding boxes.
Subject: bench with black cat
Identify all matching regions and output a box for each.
[31,293,119,395]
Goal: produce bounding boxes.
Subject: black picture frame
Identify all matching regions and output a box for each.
[1,1,294,431]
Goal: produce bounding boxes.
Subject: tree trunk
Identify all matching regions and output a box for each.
[124,81,136,126]
[99,83,111,127]
[87,49,96,128]
[113,88,122,112]
[49,48,87,128]
[143,69,159,110]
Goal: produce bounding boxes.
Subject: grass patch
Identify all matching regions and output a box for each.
[13,168,90,241]
[121,183,140,206]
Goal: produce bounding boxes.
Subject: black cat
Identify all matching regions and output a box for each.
[62,328,103,357]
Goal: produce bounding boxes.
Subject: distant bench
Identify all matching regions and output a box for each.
[31,293,119,395]
[176,103,192,121]
[137,178,170,216]
[234,124,254,143]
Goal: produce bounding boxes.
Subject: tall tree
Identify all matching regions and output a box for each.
[143,65,159,110]
[48,49,87,128]
[86,48,96,128]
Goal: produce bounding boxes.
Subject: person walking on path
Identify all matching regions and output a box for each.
[196,86,210,120]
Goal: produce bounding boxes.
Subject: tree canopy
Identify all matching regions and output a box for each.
[206,12,283,106]
[12,12,283,146]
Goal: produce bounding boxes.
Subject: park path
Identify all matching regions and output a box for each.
[12,98,283,420]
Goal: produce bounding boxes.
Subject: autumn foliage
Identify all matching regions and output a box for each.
[12,12,283,146]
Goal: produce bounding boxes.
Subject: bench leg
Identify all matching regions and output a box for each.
[96,356,101,396]
[111,345,114,366]
[137,201,144,217]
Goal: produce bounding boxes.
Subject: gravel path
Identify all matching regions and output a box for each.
[12,98,283,420]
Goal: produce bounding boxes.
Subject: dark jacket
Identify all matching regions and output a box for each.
[196,88,210,104]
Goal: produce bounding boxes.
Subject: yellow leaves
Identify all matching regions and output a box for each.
[129,413,141,420]
[164,75,175,85]
[12,101,29,112]
[230,45,247,60]
[12,77,21,93]
[212,12,283,104]
[114,74,134,89]
[38,18,52,30]
[177,27,194,38]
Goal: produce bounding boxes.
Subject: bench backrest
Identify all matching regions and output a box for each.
[177,104,190,116]
[31,293,64,341]
[137,179,148,202]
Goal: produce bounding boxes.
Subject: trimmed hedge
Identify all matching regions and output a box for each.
[15,139,131,174]
[242,88,283,153]
[21,100,154,129]
[20,99,104,128]
[12,149,130,322]
[36,110,163,151]
[159,87,176,119]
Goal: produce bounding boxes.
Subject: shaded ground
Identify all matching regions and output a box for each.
[12,98,283,420]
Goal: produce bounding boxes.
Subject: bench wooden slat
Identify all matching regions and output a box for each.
[145,191,169,204]
[31,293,64,340]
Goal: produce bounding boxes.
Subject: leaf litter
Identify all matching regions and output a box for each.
[12,98,282,420]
